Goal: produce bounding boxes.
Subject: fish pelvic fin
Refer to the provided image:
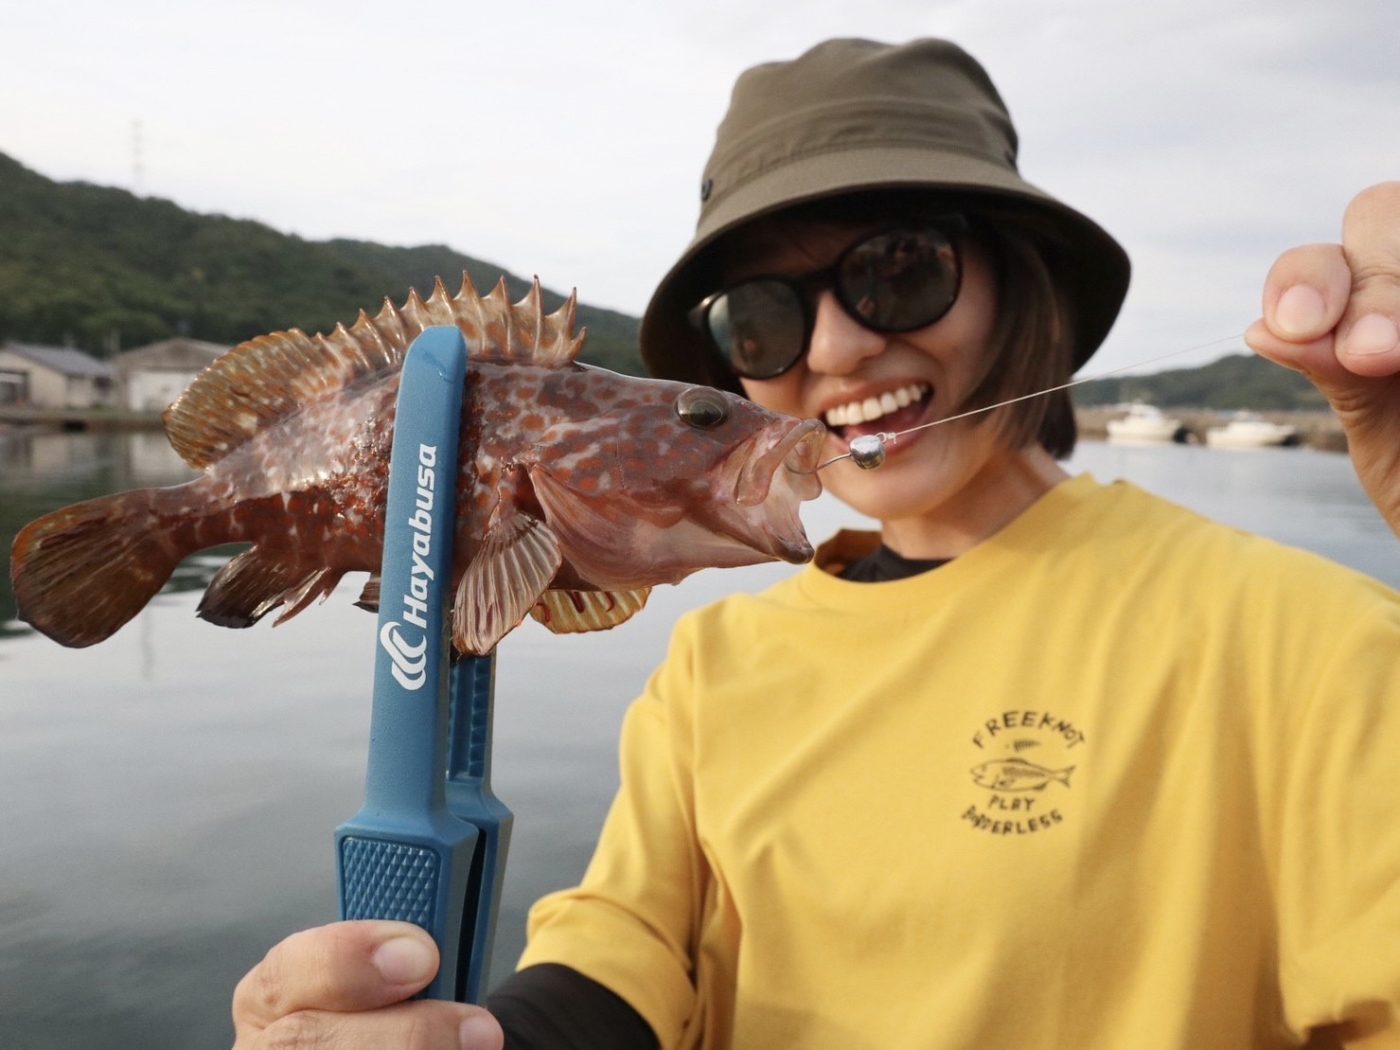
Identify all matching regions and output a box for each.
[353,574,381,613]
[529,587,651,635]
[10,488,192,647]
[163,275,585,470]
[196,548,344,629]
[454,507,562,655]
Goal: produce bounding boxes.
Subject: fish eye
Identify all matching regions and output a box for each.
[675,387,729,430]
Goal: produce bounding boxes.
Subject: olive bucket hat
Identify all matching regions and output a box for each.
[639,37,1131,391]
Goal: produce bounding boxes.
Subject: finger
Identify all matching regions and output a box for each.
[232,920,439,1034]
[1243,318,1344,383]
[1259,243,1352,346]
[1336,181,1400,378]
[1248,243,1359,386]
[254,1001,503,1050]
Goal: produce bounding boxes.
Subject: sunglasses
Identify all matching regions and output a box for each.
[690,219,967,381]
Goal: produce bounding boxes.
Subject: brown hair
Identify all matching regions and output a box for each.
[964,205,1081,458]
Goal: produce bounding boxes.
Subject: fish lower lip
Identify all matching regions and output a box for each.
[775,521,816,561]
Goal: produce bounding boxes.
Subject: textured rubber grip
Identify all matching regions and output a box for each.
[340,838,441,926]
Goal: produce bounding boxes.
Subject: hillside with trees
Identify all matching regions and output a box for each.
[0,151,644,374]
[1071,352,1327,411]
[0,151,1337,410]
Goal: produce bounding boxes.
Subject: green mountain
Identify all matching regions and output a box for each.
[1073,352,1327,411]
[0,151,644,374]
[0,150,1333,410]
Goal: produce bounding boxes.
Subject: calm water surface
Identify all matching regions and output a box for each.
[0,429,1394,1049]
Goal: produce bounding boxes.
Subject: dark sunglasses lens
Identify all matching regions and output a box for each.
[837,227,960,332]
[707,279,806,379]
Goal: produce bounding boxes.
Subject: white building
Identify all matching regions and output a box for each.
[113,337,228,412]
[0,342,114,408]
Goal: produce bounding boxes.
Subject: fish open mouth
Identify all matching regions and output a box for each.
[727,417,826,564]
[735,417,826,507]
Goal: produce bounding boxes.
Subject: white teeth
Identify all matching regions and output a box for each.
[824,383,930,428]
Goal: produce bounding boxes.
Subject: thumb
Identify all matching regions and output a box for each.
[1334,182,1400,379]
[1246,183,1400,399]
[233,920,439,1032]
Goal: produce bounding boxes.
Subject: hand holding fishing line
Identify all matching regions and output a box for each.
[1244,181,1400,536]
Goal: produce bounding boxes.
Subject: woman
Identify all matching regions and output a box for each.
[231,39,1400,1050]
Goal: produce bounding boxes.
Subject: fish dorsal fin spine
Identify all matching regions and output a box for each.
[162,275,587,469]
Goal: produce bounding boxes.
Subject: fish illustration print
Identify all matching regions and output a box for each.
[970,758,1076,792]
[10,275,826,654]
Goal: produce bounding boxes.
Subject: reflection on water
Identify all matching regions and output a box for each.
[0,430,1393,1049]
[0,426,866,1050]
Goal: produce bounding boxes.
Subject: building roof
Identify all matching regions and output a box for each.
[112,337,229,371]
[1,342,114,379]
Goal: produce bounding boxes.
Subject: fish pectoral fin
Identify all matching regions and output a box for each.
[529,587,651,635]
[454,508,563,654]
[354,574,381,613]
[198,548,338,628]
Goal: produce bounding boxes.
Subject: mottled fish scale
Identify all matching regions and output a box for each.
[10,276,825,653]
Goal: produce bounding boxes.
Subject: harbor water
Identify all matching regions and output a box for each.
[0,429,1394,1049]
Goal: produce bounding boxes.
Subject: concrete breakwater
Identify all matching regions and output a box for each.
[0,405,165,432]
[1075,407,1347,452]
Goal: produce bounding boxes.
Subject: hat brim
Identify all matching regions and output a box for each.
[640,146,1130,391]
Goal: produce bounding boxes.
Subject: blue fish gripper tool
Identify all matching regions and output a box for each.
[336,325,513,1003]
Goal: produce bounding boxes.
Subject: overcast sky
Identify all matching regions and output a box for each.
[2,0,1395,375]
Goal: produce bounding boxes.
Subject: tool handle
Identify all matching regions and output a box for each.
[450,654,497,783]
[336,326,479,1001]
[446,655,514,1001]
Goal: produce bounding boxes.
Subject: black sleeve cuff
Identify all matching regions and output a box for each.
[486,963,659,1050]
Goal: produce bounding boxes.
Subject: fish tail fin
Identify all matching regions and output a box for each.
[10,488,193,647]
[1056,766,1076,787]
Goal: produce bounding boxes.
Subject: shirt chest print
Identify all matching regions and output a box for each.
[961,709,1087,836]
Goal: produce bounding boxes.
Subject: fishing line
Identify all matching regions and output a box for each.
[813,333,1249,471]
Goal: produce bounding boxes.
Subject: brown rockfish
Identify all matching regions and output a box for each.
[10,276,825,654]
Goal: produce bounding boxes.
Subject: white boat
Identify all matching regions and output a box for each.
[1204,412,1300,449]
[1106,403,1183,444]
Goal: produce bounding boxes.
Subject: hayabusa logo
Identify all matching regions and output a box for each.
[380,621,427,689]
[377,442,438,691]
